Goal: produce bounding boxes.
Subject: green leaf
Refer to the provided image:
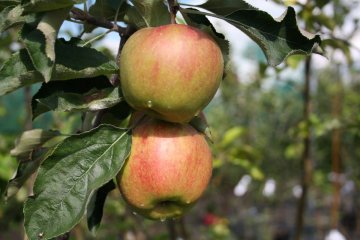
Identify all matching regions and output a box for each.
[322,38,352,64]
[313,13,336,30]
[10,129,61,158]
[22,0,84,13]
[89,0,125,20]
[0,0,20,11]
[180,0,322,66]
[6,148,52,198]
[221,126,245,148]
[6,129,66,198]
[24,125,131,240]
[197,0,251,16]
[315,0,331,8]
[126,0,170,28]
[0,39,118,96]
[86,0,127,32]
[0,49,44,96]
[32,76,123,119]
[21,7,70,82]
[87,180,116,235]
[123,4,146,28]
[250,166,264,180]
[35,88,121,113]
[52,38,118,80]
[189,114,212,142]
[105,101,132,122]
[229,157,250,168]
[0,5,34,32]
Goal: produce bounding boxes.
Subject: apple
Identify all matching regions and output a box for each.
[119,24,224,123]
[117,113,212,220]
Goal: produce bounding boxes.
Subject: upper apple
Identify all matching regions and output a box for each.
[119,24,224,123]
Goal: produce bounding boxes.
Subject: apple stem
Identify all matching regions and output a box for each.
[167,0,179,24]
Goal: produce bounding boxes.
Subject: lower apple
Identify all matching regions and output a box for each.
[117,114,212,220]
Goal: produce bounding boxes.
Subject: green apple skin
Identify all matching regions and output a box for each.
[117,114,212,220]
[119,24,224,123]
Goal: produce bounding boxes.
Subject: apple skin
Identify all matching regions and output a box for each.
[119,24,224,123]
[117,114,212,220]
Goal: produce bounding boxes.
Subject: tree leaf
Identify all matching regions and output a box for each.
[24,125,131,240]
[0,49,44,96]
[32,76,122,119]
[201,0,255,15]
[36,88,122,114]
[0,0,20,11]
[21,7,70,82]
[180,0,322,66]
[126,0,170,28]
[86,180,116,235]
[52,38,118,80]
[22,0,84,13]
[0,39,118,96]
[322,38,352,64]
[10,129,61,158]
[123,4,147,28]
[221,126,245,148]
[189,114,213,142]
[315,0,331,8]
[106,101,132,121]
[6,147,54,198]
[312,13,336,31]
[6,129,66,198]
[89,0,126,20]
[0,5,35,32]
[86,0,127,32]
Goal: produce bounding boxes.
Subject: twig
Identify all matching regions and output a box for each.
[70,7,126,34]
[166,219,177,240]
[178,217,189,239]
[294,56,313,240]
[167,0,179,24]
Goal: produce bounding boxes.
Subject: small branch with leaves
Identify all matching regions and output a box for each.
[70,7,127,34]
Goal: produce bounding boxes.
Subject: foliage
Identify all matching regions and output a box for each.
[0,0,324,239]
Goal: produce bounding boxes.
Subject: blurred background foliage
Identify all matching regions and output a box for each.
[1,0,360,239]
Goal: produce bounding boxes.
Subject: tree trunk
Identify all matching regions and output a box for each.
[294,56,313,240]
[167,219,177,240]
[330,64,342,228]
